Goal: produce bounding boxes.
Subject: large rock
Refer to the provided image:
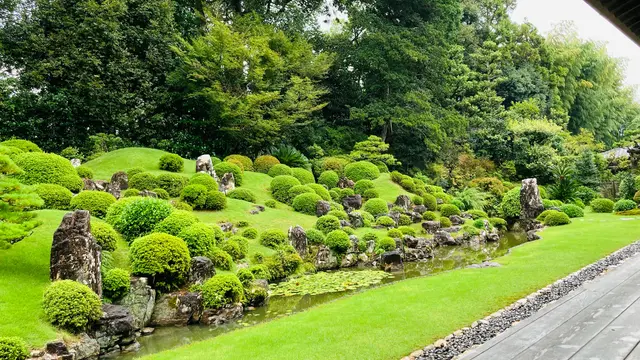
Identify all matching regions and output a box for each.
[527,230,541,241]
[69,333,99,360]
[380,250,403,272]
[409,212,423,223]
[196,155,215,177]
[218,173,235,194]
[71,158,82,168]
[434,230,458,246]
[93,304,138,355]
[150,292,203,327]
[337,177,355,189]
[348,211,364,228]
[422,221,441,234]
[115,277,156,330]
[413,205,427,214]
[108,171,128,199]
[342,195,362,211]
[315,245,339,270]
[340,253,358,267]
[520,178,544,219]
[50,210,102,296]
[189,257,215,285]
[394,195,411,210]
[201,304,243,326]
[388,210,401,225]
[288,225,308,257]
[449,215,465,226]
[316,200,331,217]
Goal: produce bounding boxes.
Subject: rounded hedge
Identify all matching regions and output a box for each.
[544,210,571,226]
[221,238,245,260]
[103,268,130,300]
[126,167,145,178]
[0,337,29,360]
[153,188,170,200]
[91,220,120,252]
[316,156,350,176]
[129,233,191,291]
[387,228,402,238]
[318,171,339,189]
[254,155,280,173]
[189,173,218,191]
[291,168,315,184]
[159,153,184,172]
[324,230,351,255]
[268,164,293,177]
[489,217,507,229]
[224,155,253,171]
[0,139,41,152]
[265,199,277,208]
[171,200,193,211]
[376,236,396,252]
[306,228,325,245]
[181,184,208,209]
[399,225,416,236]
[270,175,301,203]
[42,280,102,332]
[153,210,199,236]
[440,216,452,227]
[129,172,158,191]
[536,209,554,222]
[287,184,314,200]
[201,274,244,309]
[292,192,323,215]
[76,165,94,179]
[363,198,388,217]
[591,198,614,213]
[105,196,140,226]
[70,191,117,218]
[344,161,380,182]
[116,197,173,241]
[354,179,375,195]
[501,187,522,218]
[560,204,584,218]
[315,215,341,234]
[227,188,257,203]
[157,173,188,197]
[237,268,255,287]
[362,232,379,244]
[327,210,348,220]
[259,229,287,249]
[423,194,437,211]
[0,145,23,157]
[467,209,488,219]
[411,195,424,206]
[422,211,437,221]
[440,204,461,217]
[214,162,244,186]
[614,199,637,212]
[241,227,258,239]
[13,152,83,192]
[123,189,140,197]
[203,190,226,210]
[178,223,216,257]
[360,188,378,200]
[306,183,331,201]
[376,216,395,227]
[34,183,73,210]
[249,264,270,279]
[208,247,233,270]
[398,214,412,226]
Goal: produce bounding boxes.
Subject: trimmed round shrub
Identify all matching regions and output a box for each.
[116,197,173,241]
[376,216,395,227]
[70,191,117,218]
[315,215,341,234]
[76,165,94,179]
[500,187,522,218]
[227,158,245,171]
[189,173,218,191]
[209,247,233,270]
[228,188,257,203]
[591,198,614,213]
[291,168,315,185]
[399,225,416,236]
[614,199,637,212]
[157,173,188,197]
[34,183,73,210]
[422,211,437,221]
[201,274,244,309]
[440,216,452,227]
[154,210,199,236]
[105,197,140,226]
[544,210,571,226]
[288,185,315,201]
[412,195,424,206]
[103,268,130,300]
[129,233,191,291]
[306,228,325,245]
[237,268,255,287]
[318,171,339,189]
[13,152,83,192]
[241,227,258,239]
[254,155,280,173]
[362,232,379,244]
[179,223,216,256]
[0,337,29,360]
[325,230,351,255]
[329,189,340,202]
[0,145,23,157]
[363,188,379,199]
[214,162,243,186]
[440,204,461,217]
[221,238,245,260]
[171,200,193,211]
[423,194,437,211]
[260,229,287,249]
[354,179,375,195]
[451,199,465,211]
[363,198,388,216]
[292,193,323,215]
[270,175,301,203]
[489,217,507,230]
[159,153,184,172]
[181,184,208,209]
[466,209,488,219]
[91,221,120,252]
[205,190,227,210]
[316,156,350,176]
[376,236,396,252]
[129,172,158,191]
[249,264,270,279]
[268,164,293,177]
[327,210,348,220]
[400,178,415,192]
[560,204,584,218]
[123,189,140,197]
[342,227,355,236]
[42,280,102,332]
[536,210,554,222]
[224,155,253,171]
[344,161,380,182]
[398,214,412,226]
[127,167,145,178]
[265,199,277,208]
[153,188,170,200]
[387,229,402,239]
[472,219,486,229]
[0,139,41,152]
[307,183,331,201]
[361,211,375,226]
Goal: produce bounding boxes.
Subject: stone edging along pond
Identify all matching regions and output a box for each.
[400,239,640,360]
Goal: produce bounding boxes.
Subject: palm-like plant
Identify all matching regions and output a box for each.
[269,145,310,169]
[548,162,578,203]
[454,187,488,211]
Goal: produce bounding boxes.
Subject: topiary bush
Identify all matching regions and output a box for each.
[241,227,258,239]
[105,196,140,226]
[398,226,416,236]
[189,173,218,191]
[344,161,380,182]
[179,223,216,257]
[614,199,637,212]
[268,164,293,177]
[205,190,227,210]
[42,280,102,332]
[129,233,191,291]
[307,183,331,201]
[489,217,507,230]
[318,170,339,189]
[440,204,461,217]
[0,139,41,152]
[560,204,584,218]
[159,153,184,172]
[362,188,379,199]
[292,193,323,215]
[254,155,280,173]
[440,216,452,227]
[423,194,437,211]
[33,183,73,210]
[171,200,193,211]
[153,210,199,236]
[376,216,395,227]
[354,179,375,195]
[544,210,571,226]
[324,230,351,255]
[591,198,614,213]
[115,197,173,241]
[291,168,315,185]
[315,156,350,176]
[236,268,255,287]
[315,215,341,234]
[220,238,246,260]
[362,232,378,244]
[224,155,253,171]
[466,209,488,219]
[208,247,233,270]
[338,188,354,201]
[270,175,301,203]
[259,229,287,249]
[411,195,424,206]
[265,199,277,208]
[0,337,29,360]
[156,173,188,197]
[500,187,521,218]
[376,236,396,252]
[152,188,170,200]
[13,152,83,192]
[422,211,437,221]
[327,210,348,220]
[181,184,208,209]
[363,198,388,216]
[227,188,257,203]
[287,185,314,201]
[123,189,141,197]
[103,268,130,300]
[70,191,117,218]
[75,165,94,179]
[127,167,145,178]
[91,220,120,252]
[536,209,554,222]
[306,228,325,245]
[201,274,244,309]
[214,162,243,186]
[129,172,158,191]
[387,228,402,239]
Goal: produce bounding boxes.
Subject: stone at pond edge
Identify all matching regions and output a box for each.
[315,245,339,270]
[69,333,99,360]
[520,178,544,219]
[108,171,128,199]
[434,230,457,246]
[46,340,68,356]
[115,277,156,330]
[527,229,541,241]
[288,225,308,257]
[422,221,441,234]
[316,200,331,217]
[449,215,464,226]
[150,292,203,326]
[189,257,215,285]
[93,304,138,355]
[201,303,243,326]
[50,210,102,296]
[380,250,403,272]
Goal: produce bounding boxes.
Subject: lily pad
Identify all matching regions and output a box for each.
[269,270,391,297]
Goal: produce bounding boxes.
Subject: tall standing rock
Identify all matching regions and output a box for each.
[218,173,235,194]
[196,155,219,182]
[394,195,411,211]
[50,210,102,296]
[108,171,128,199]
[520,178,544,219]
[288,226,308,257]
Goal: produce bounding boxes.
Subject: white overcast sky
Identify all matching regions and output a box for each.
[512,0,640,98]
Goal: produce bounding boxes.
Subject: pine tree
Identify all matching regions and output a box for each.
[574,150,601,189]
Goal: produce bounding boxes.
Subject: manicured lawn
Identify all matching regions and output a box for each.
[143,212,640,360]
[373,173,411,203]
[84,147,197,180]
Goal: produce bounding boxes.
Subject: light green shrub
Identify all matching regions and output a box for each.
[42,280,102,332]
[201,274,244,309]
[33,183,73,210]
[70,191,117,218]
[13,152,83,192]
[268,164,293,177]
[344,161,380,181]
[129,233,191,291]
[103,268,130,300]
[363,198,388,216]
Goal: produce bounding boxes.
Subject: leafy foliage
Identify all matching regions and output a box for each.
[129,233,191,292]
[70,191,117,218]
[270,270,391,297]
[42,280,102,333]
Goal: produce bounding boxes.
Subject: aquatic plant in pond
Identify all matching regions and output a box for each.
[269,270,391,296]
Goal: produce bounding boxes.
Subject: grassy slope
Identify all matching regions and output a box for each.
[373,173,411,203]
[84,147,196,180]
[144,213,640,360]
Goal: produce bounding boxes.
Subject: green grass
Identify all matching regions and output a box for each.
[84,147,196,180]
[372,172,411,203]
[143,212,640,360]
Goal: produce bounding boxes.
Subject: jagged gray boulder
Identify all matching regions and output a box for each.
[93,304,138,355]
[201,304,243,326]
[189,257,215,285]
[316,200,331,217]
[50,210,102,296]
[69,333,99,360]
[449,215,465,226]
[413,205,427,214]
[288,225,308,257]
[395,195,411,210]
[434,230,457,246]
[380,250,403,272]
[520,178,544,219]
[150,292,203,326]
[342,195,362,211]
[115,277,156,330]
[108,171,128,199]
[315,245,338,270]
[348,211,364,228]
[218,173,235,194]
[421,221,441,234]
[337,177,355,189]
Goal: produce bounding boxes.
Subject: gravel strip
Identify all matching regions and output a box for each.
[406,240,640,360]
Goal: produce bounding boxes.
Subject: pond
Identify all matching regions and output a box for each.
[115,232,527,359]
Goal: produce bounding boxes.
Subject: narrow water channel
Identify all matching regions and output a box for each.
[116,232,527,359]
